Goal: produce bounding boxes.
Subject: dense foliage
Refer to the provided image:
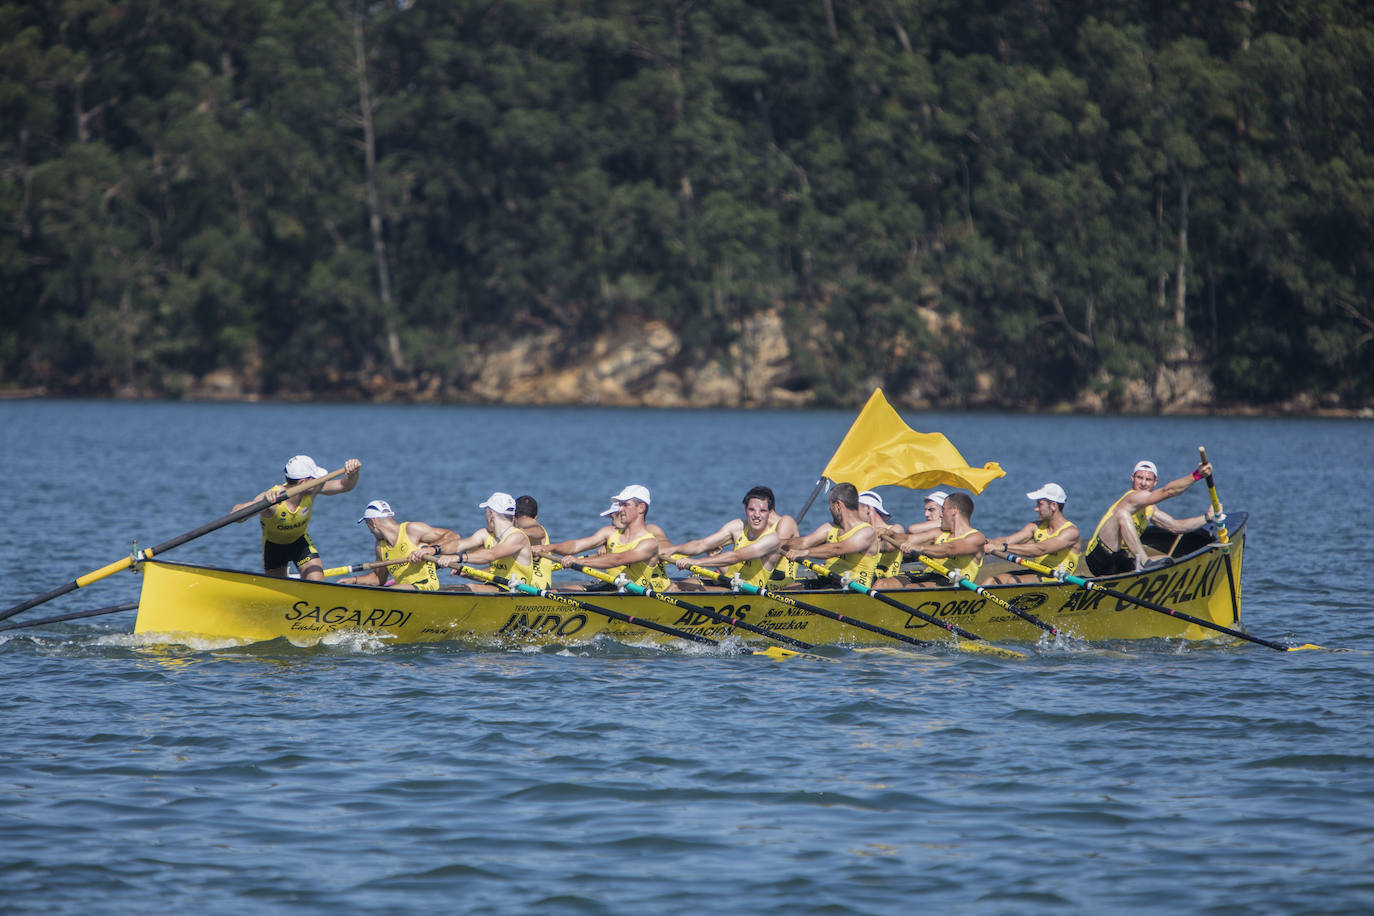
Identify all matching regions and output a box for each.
[2,0,1371,407]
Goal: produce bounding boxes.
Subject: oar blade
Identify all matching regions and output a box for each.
[954,638,1029,660]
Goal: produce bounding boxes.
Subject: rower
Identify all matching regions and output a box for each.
[888,492,985,588]
[859,490,908,585]
[233,454,362,580]
[514,495,551,591]
[666,485,799,591]
[782,482,878,589]
[1082,459,1217,576]
[984,483,1081,584]
[340,499,453,590]
[534,485,668,592]
[424,492,546,592]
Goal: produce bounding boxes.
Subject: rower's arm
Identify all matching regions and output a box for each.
[1147,506,1214,534]
[689,532,780,569]
[668,521,741,559]
[792,525,876,560]
[461,529,530,566]
[538,529,611,557]
[319,459,363,495]
[986,523,1037,555]
[919,530,986,559]
[571,537,658,570]
[1006,524,1079,558]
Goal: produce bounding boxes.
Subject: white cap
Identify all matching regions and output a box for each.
[1133,460,1158,476]
[284,455,327,480]
[925,490,949,507]
[479,492,517,516]
[858,490,891,517]
[599,501,624,518]
[610,484,651,505]
[357,499,394,523]
[1027,483,1068,504]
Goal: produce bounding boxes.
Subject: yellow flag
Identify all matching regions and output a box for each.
[821,389,1005,493]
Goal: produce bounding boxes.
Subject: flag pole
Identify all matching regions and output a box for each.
[794,477,831,526]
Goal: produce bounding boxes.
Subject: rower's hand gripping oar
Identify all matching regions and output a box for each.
[915,554,1062,639]
[673,555,941,651]
[997,551,1327,652]
[793,557,1027,659]
[452,562,802,660]
[1198,445,1241,626]
[0,467,350,623]
[559,559,827,656]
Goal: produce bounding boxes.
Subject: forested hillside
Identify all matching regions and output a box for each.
[2,0,1371,411]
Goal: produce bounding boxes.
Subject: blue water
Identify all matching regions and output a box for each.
[3,401,1373,914]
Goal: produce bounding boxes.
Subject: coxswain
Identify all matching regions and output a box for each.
[1082,459,1217,576]
[339,499,452,590]
[234,454,361,579]
[984,483,1081,584]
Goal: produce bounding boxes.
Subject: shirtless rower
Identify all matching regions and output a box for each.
[983,483,1081,584]
[339,499,452,590]
[782,482,879,589]
[534,485,667,592]
[234,454,362,580]
[666,485,799,591]
[423,492,546,592]
[880,492,985,588]
[1082,459,1217,576]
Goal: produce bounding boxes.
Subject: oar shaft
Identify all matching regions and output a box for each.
[679,559,937,649]
[0,467,348,623]
[455,564,723,647]
[917,554,1059,636]
[795,557,987,642]
[565,561,819,651]
[0,602,139,633]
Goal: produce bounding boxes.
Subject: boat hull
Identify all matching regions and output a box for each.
[133,517,1246,649]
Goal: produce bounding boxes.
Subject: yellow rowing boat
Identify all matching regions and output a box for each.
[132,515,1246,648]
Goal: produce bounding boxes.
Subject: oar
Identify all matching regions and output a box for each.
[560,559,825,654]
[0,467,349,623]
[1198,446,1241,624]
[453,563,801,660]
[322,557,412,578]
[998,551,1326,652]
[0,602,140,633]
[916,554,1062,638]
[794,558,1027,659]
[673,556,941,651]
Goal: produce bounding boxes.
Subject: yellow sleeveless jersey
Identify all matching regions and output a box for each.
[262,487,315,545]
[606,529,664,590]
[933,529,983,581]
[874,525,904,579]
[483,528,539,587]
[1086,491,1156,555]
[1032,520,1080,578]
[379,522,439,591]
[522,523,552,590]
[823,522,877,587]
[729,518,796,588]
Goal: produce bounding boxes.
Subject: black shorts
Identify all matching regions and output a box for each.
[264,534,319,572]
[1083,543,1133,577]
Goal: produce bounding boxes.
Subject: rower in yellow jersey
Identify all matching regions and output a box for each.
[339,499,453,590]
[858,490,907,583]
[428,492,547,592]
[536,485,664,592]
[233,454,361,579]
[782,482,879,589]
[984,483,1082,584]
[1082,458,1217,576]
[666,485,799,590]
[891,491,986,587]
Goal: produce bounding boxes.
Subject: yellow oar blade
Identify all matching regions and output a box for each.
[954,638,1028,660]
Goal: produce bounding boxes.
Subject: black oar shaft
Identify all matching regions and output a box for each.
[919,554,1060,636]
[684,561,937,649]
[566,562,819,652]
[0,602,139,633]
[796,558,988,642]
